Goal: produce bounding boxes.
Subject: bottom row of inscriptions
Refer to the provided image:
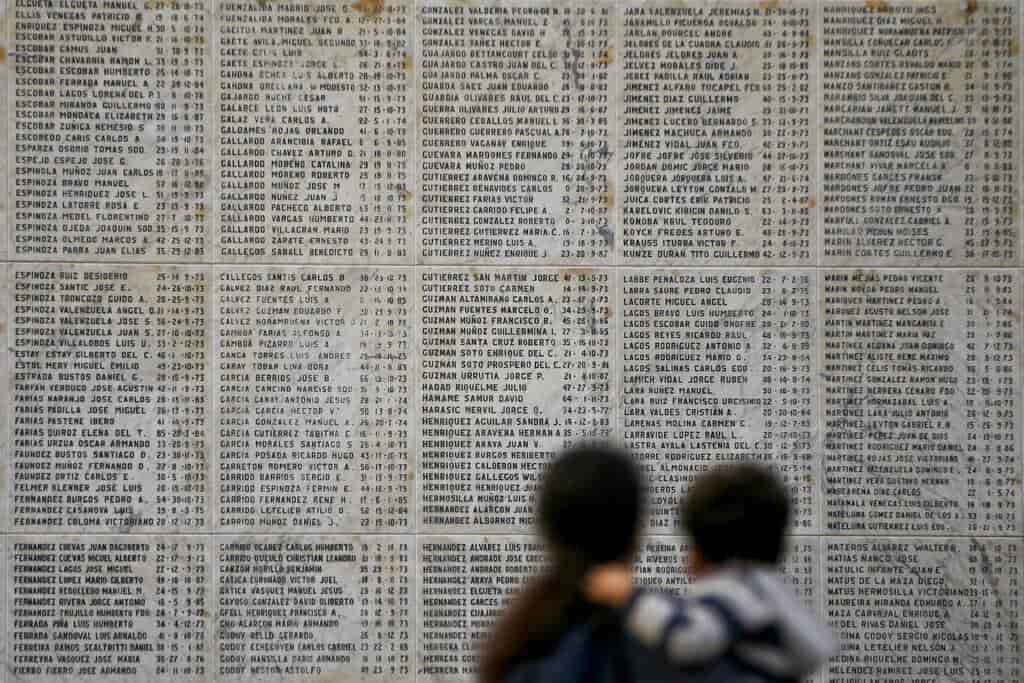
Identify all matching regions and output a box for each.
[5,535,1021,682]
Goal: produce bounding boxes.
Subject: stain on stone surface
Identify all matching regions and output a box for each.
[601,182,615,209]
[399,187,413,202]
[404,54,413,73]
[864,0,889,12]
[807,196,816,209]
[960,0,977,15]
[805,31,815,48]
[596,48,614,65]
[0,47,7,65]
[1010,38,1020,57]
[354,0,385,17]
[561,267,594,280]
[759,0,780,10]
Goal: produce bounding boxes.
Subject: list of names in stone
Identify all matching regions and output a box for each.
[9,536,210,680]
[823,0,1019,264]
[823,269,1022,535]
[419,268,613,531]
[418,536,546,682]
[12,0,209,260]
[621,1,815,264]
[620,269,817,531]
[11,265,210,531]
[418,0,614,263]
[217,536,412,681]
[825,538,1022,683]
[216,267,411,532]
[217,0,410,262]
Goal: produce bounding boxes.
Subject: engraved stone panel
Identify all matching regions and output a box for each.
[215,267,411,532]
[822,269,1022,535]
[11,0,211,261]
[620,0,816,264]
[216,535,413,681]
[824,537,1023,683]
[9,535,212,681]
[417,0,614,264]
[822,0,1020,265]
[418,267,614,532]
[620,268,819,531]
[9,264,210,532]
[215,0,411,263]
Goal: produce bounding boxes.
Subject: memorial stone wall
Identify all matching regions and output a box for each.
[1,0,1023,680]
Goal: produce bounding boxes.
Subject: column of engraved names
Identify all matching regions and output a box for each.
[822,270,1021,534]
[10,537,209,680]
[217,268,410,531]
[620,270,816,531]
[217,537,412,680]
[217,0,409,261]
[419,269,612,531]
[822,0,1019,263]
[621,2,814,263]
[11,265,208,531]
[825,539,1022,682]
[418,537,545,681]
[418,0,612,262]
[12,0,208,259]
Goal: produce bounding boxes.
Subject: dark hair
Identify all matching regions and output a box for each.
[479,441,645,683]
[538,440,646,567]
[681,461,790,565]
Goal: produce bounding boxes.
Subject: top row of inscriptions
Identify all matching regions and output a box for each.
[3,0,1021,264]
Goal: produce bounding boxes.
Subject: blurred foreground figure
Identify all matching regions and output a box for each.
[480,450,837,683]
[479,441,649,683]
[586,462,837,682]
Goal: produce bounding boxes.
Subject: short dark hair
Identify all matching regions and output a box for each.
[681,462,790,565]
[538,441,645,566]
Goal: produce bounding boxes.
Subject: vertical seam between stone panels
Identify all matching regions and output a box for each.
[413,262,423,683]
[612,0,622,447]
[410,18,423,659]
[815,7,826,679]
[2,266,7,683]
[408,0,417,270]
[207,0,216,270]
[815,0,825,547]
[1017,0,1024,577]
[205,259,215,683]
[205,4,216,681]
[414,0,423,269]
[5,0,11,265]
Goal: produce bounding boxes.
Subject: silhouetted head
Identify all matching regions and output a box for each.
[538,441,645,567]
[681,461,790,567]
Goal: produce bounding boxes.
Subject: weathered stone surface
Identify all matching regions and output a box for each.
[1,0,1022,680]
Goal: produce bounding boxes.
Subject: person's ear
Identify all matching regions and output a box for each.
[688,545,709,578]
